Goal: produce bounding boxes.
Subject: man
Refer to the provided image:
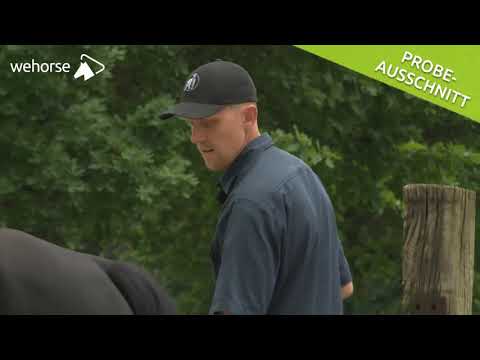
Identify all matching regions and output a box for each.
[161,60,353,314]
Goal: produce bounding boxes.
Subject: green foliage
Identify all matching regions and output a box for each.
[271,125,342,169]
[1,45,479,314]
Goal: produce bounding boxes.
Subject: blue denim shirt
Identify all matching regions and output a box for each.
[210,133,352,314]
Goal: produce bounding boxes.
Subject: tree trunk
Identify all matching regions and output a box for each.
[402,184,476,315]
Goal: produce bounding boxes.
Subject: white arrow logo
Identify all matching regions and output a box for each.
[74,54,105,81]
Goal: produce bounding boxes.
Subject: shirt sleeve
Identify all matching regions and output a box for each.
[338,239,352,286]
[209,198,280,315]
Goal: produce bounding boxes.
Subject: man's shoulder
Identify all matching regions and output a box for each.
[232,146,314,204]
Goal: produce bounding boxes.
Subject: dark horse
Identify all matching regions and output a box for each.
[0,228,176,315]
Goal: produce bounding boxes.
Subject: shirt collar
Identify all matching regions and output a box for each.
[218,133,274,196]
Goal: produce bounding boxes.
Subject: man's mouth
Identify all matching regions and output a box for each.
[201,149,214,153]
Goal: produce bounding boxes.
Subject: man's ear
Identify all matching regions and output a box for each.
[242,104,258,127]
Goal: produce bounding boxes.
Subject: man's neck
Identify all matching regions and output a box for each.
[244,131,261,147]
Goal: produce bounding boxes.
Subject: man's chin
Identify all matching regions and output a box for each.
[204,160,225,172]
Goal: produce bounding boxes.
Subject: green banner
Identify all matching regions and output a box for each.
[295,45,480,124]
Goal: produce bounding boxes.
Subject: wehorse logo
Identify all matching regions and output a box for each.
[9,54,105,81]
[10,60,71,73]
[74,54,105,81]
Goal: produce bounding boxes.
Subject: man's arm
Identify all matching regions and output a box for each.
[338,239,353,300]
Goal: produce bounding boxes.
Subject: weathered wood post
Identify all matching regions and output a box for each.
[402,184,476,314]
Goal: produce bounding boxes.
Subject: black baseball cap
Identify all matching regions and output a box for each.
[160,60,257,120]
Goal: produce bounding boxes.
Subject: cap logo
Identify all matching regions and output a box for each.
[184,73,200,92]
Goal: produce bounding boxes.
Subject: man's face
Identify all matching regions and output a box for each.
[187,106,247,172]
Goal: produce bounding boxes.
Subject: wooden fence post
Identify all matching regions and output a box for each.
[402,184,476,314]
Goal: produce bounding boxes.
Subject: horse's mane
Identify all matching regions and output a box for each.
[93,258,177,315]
